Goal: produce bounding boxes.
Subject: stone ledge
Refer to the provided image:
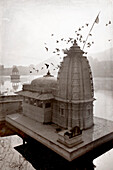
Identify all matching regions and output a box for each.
[6,113,113,161]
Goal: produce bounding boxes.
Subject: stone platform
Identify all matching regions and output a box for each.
[6,113,113,161]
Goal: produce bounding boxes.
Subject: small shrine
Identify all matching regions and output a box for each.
[11,66,20,80]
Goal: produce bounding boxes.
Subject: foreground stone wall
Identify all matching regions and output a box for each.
[0,95,23,121]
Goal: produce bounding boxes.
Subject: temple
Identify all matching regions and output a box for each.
[6,40,113,161]
[18,40,94,130]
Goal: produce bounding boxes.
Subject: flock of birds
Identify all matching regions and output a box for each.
[29,62,60,73]
[29,20,112,74]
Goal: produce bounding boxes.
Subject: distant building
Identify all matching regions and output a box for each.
[0,65,4,70]
[11,66,20,80]
[18,40,94,130]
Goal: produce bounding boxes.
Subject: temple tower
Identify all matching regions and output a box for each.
[54,40,94,130]
[11,66,20,80]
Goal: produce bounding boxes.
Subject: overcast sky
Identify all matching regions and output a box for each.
[0,0,113,67]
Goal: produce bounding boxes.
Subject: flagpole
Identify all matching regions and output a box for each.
[82,12,100,50]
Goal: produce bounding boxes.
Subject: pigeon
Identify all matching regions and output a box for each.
[82,26,84,28]
[51,63,54,66]
[77,33,80,36]
[106,24,108,26]
[108,39,112,42]
[69,38,73,41]
[30,71,32,73]
[109,21,111,24]
[78,28,81,31]
[45,47,48,51]
[57,65,60,69]
[86,23,89,26]
[56,40,59,43]
[92,41,94,44]
[87,42,91,46]
[83,40,86,43]
[41,67,44,70]
[61,38,64,41]
[57,54,60,55]
[89,34,92,36]
[45,63,49,69]
[56,48,60,52]
[51,34,54,36]
[36,69,39,72]
[53,51,56,53]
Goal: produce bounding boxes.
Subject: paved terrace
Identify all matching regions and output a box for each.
[6,113,113,161]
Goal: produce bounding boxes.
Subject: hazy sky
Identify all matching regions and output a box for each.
[0,0,113,67]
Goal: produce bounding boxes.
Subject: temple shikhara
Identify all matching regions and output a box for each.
[19,40,94,130]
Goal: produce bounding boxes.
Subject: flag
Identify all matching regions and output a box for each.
[95,14,99,24]
[82,12,100,50]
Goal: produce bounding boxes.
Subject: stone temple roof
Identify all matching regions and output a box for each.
[18,91,54,100]
[57,41,94,102]
[31,76,57,89]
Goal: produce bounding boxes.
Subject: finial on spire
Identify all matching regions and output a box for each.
[43,70,54,77]
[73,39,77,45]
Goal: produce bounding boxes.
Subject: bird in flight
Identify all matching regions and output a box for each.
[86,23,89,26]
[30,71,32,73]
[78,28,81,31]
[56,40,59,43]
[45,47,48,51]
[84,52,87,54]
[41,67,44,70]
[51,34,54,36]
[51,63,54,66]
[36,69,39,72]
[45,63,49,69]
[56,48,60,52]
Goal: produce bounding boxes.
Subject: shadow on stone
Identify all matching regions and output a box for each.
[15,139,95,170]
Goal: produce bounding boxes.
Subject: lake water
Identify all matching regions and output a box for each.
[0,76,113,169]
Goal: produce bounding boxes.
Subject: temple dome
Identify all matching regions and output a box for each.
[31,72,57,89]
